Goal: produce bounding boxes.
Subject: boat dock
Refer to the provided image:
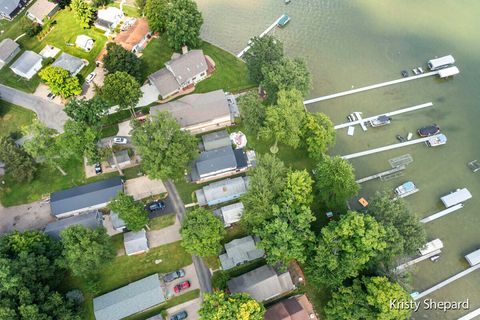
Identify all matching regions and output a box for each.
[458,307,480,320]
[420,204,464,224]
[413,263,480,301]
[395,249,442,272]
[237,15,285,58]
[355,165,406,184]
[334,102,433,130]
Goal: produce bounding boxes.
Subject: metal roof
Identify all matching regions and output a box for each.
[166,49,207,85]
[44,210,103,240]
[10,50,42,74]
[440,188,472,208]
[202,130,231,151]
[219,235,264,270]
[124,229,148,255]
[0,38,19,62]
[52,52,84,75]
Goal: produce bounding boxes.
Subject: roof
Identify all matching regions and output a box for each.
[0,38,19,62]
[202,130,231,151]
[148,67,180,97]
[52,52,84,75]
[27,0,58,21]
[227,265,294,302]
[428,55,455,69]
[10,50,42,74]
[110,211,126,230]
[50,176,123,216]
[114,18,149,51]
[0,0,20,16]
[439,66,459,78]
[44,210,103,240]
[196,177,249,206]
[97,7,122,24]
[166,49,207,84]
[440,188,472,208]
[219,235,264,270]
[265,295,317,320]
[150,90,231,128]
[220,202,244,226]
[465,249,480,267]
[93,274,165,320]
[124,229,148,255]
[193,146,237,179]
[75,35,94,49]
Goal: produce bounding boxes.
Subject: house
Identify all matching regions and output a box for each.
[150,90,234,134]
[44,210,103,240]
[114,17,150,53]
[264,294,318,320]
[10,50,43,79]
[26,0,59,25]
[52,52,85,76]
[75,35,94,52]
[227,265,295,302]
[219,235,264,270]
[213,202,244,227]
[195,176,249,207]
[0,0,28,20]
[50,176,123,218]
[107,150,131,169]
[124,229,149,255]
[201,130,231,151]
[109,211,126,232]
[93,274,166,320]
[95,7,123,31]
[147,49,208,99]
[0,38,20,69]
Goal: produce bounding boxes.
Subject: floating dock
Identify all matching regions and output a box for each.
[420,204,464,224]
[355,165,406,184]
[395,249,442,272]
[237,15,285,58]
[458,307,480,320]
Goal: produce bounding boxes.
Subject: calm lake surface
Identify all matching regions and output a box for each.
[196,1,480,318]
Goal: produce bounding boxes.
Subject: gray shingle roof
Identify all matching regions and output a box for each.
[166,49,207,85]
[195,176,249,206]
[202,130,231,151]
[124,229,148,255]
[44,210,103,240]
[193,146,237,180]
[27,0,58,21]
[219,235,264,270]
[10,50,42,74]
[50,176,123,216]
[219,202,244,226]
[148,67,180,98]
[110,211,126,230]
[0,38,20,62]
[93,274,165,320]
[0,0,20,16]
[52,52,84,75]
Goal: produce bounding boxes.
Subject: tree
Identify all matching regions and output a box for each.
[307,211,387,288]
[0,136,37,183]
[259,89,305,153]
[241,154,287,231]
[302,112,335,160]
[144,0,168,33]
[108,192,149,231]
[131,111,197,180]
[102,71,143,116]
[58,120,100,164]
[199,291,265,320]
[20,16,42,37]
[165,0,203,50]
[61,225,115,280]
[103,43,143,82]
[181,207,225,257]
[237,92,267,137]
[261,57,311,103]
[325,276,412,320]
[244,35,284,83]
[70,0,96,28]
[38,66,82,98]
[64,97,109,127]
[135,0,147,15]
[314,155,359,209]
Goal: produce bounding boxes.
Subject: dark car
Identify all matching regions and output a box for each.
[170,310,188,320]
[94,163,102,175]
[163,269,185,283]
[144,200,166,212]
[418,124,440,137]
[173,281,190,294]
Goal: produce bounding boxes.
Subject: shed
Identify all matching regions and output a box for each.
[52,52,85,76]
[465,249,480,267]
[10,50,43,79]
[428,55,455,70]
[219,236,264,270]
[75,35,94,52]
[440,188,472,208]
[214,202,244,227]
[0,38,20,69]
[124,229,149,256]
[202,130,231,151]
[26,0,59,24]
[44,210,103,240]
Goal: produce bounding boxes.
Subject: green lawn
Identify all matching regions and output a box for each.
[174,179,207,204]
[0,100,36,137]
[140,37,174,81]
[108,3,140,18]
[148,213,176,230]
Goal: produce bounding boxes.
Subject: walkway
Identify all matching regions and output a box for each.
[237,15,285,58]
[420,204,464,224]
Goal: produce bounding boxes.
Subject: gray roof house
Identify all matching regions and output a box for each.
[26,0,59,24]
[93,274,166,320]
[227,265,295,302]
[195,176,249,207]
[52,52,85,76]
[10,50,43,79]
[0,0,28,20]
[124,229,149,256]
[213,202,244,227]
[50,176,123,218]
[110,211,126,231]
[0,38,20,69]
[44,210,103,240]
[219,236,264,270]
[202,130,231,151]
[150,89,233,134]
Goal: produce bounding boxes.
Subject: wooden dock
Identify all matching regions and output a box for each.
[420,204,464,224]
[355,165,406,184]
[304,71,440,105]
[458,307,480,320]
[237,15,284,58]
[395,249,442,272]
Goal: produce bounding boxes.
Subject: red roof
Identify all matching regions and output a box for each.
[114,18,149,51]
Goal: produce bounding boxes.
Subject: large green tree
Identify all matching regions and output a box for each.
[70,0,95,28]
[199,291,265,320]
[307,211,387,288]
[102,71,143,116]
[314,155,359,209]
[108,192,149,232]
[165,0,203,50]
[60,225,114,280]
[38,66,82,98]
[103,43,143,82]
[237,92,267,138]
[302,112,335,160]
[64,97,109,127]
[144,0,168,33]
[58,120,100,164]
[131,111,197,180]
[181,207,225,257]
[325,276,412,320]
[244,35,284,83]
[0,136,37,183]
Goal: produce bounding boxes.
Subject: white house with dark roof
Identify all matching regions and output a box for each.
[10,50,43,79]
[26,0,59,24]
[44,210,103,240]
[195,176,249,207]
[0,38,20,69]
[52,52,86,76]
[219,235,264,270]
[0,0,28,20]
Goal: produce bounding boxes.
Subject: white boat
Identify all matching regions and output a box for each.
[418,67,424,73]
[412,68,419,75]
[394,181,419,198]
[407,132,413,141]
[369,115,391,127]
[426,134,447,147]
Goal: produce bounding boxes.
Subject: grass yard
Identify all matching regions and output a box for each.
[140,37,174,81]
[108,3,140,18]
[148,213,176,230]
[0,100,36,137]
[174,179,208,204]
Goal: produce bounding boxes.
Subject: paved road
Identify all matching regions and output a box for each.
[164,180,213,294]
[0,84,68,132]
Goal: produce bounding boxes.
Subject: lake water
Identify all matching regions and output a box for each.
[196,0,480,318]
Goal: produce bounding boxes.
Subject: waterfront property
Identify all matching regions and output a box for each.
[195,176,249,206]
[44,210,103,240]
[0,38,20,69]
[219,235,264,270]
[9,50,43,79]
[26,0,59,25]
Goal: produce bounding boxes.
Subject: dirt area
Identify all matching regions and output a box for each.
[0,200,54,234]
[124,176,167,200]
[166,297,201,320]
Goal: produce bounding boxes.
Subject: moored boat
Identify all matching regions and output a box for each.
[369,115,391,127]
[394,181,419,198]
[277,14,291,27]
[418,124,441,137]
[426,134,447,147]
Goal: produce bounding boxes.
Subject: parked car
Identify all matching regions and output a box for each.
[417,124,440,137]
[94,163,102,175]
[144,200,166,213]
[86,71,96,83]
[112,137,128,144]
[163,269,185,283]
[170,310,188,320]
[174,281,190,294]
[47,92,56,100]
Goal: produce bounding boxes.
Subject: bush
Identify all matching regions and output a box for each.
[21,17,42,37]
[211,271,230,290]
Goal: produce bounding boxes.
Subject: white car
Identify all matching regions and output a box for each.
[85,71,96,83]
[112,137,128,144]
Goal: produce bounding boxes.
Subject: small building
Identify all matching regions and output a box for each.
[219,235,264,270]
[465,249,480,267]
[52,52,85,76]
[109,211,126,232]
[50,176,123,218]
[150,90,234,134]
[265,294,318,320]
[10,50,43,79]
[124,229,149,256]
[428,55,455,70]
[201,130,231,151]
[93,274,166,320]
[114,17,150,54]
[26,0,59,25]
[75,35,94,52]
[107,150,131,169]
[213,202,244,227]
[95,7,123,31]
[440,188,472,208]
[44,210,103,240]
[227,265,295,302]
[0,0,29,20]
[0,38,20,69]
[195,176,249,207]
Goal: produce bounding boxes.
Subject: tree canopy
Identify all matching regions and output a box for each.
[108,192,149,232]
[64,97,109,127]
[237,92,266,138]
[103,43,143,82]
[102,71,143,114]
[302,112,335,160]
[70,0,95,28]
[199,291,265,320]
[181,207,225,257]
[144,0,169,33]
[244,35,284,83]
[58,120,100,164]
[131,111,197,180]
[165,0,203,50]
[0,136,37,183]
[38,66,82,98]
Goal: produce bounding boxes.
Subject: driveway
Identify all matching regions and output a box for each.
[125,176,167,201]
[79,67,105,100]
[165,264,200,298]
[98,136,132,148]
[0,84,68,132]
[33,83,63,104]
[147,215,181,248]
[117,120,132,136]
[137,83,159,107]
[166,298,201,320]
[0,201,54,234]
